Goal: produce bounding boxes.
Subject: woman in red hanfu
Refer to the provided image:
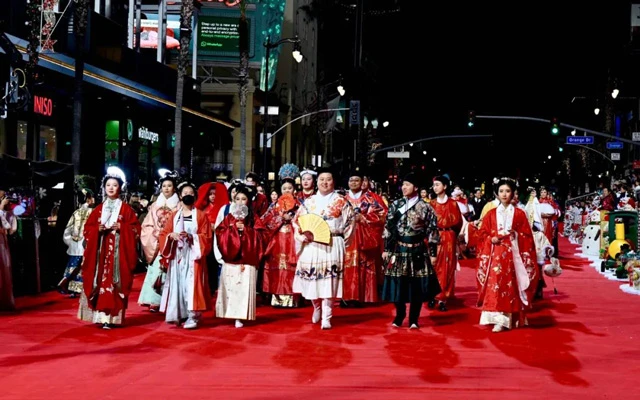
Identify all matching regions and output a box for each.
[195,181,228,293]
[78,173,141,329]
[476,177,539,332]
[262,164,302,307]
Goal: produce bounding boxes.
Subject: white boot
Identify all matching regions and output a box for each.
[321,298,332,329]
[311,299,322,324]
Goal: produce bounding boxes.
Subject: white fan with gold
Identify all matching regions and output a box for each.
[298,214,332,245]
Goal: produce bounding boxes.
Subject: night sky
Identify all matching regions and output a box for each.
[345,1,635,192]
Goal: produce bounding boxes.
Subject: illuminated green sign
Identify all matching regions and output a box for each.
[197,16,251,55]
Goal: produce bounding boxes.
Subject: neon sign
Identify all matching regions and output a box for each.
[138,126,159,143]
[33,95,53,117]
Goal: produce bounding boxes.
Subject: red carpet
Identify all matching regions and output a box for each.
[1,236,638,399]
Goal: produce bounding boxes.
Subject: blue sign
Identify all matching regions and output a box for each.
[349,100,360,125]
[606,141,624,149]
[566,136,594,145]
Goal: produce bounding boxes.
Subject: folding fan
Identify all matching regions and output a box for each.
[277,193,297,213]
[298,213,331,245]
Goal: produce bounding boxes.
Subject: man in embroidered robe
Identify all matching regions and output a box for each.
[343,169,385,305]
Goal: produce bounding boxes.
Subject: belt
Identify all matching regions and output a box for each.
[398,241,423,248]
[438,228,453,231]
[331,233,343,238]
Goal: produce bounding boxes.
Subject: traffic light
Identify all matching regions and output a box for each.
[551,117,559,135]
[467,110,475,128]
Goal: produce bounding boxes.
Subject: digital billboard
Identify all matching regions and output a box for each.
[197,15,252,58]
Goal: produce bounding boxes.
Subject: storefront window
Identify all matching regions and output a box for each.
[17,121,27,159]
[105,120,120,166]
[39,125,57,161]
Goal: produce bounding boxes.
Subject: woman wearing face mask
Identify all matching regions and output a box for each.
[158,182,212,329]
[78,172,141,329]
[476,177,539,332]
[138,174,181,311]
[215,185,268,328]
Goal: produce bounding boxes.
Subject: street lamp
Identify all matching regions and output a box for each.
[262,36,303,177]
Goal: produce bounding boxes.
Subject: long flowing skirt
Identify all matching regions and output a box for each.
[160,254,197,323]
[61,255,83,294]
[215,263,257,321]
[77,292,125,325]
[137,257,165,306]
[293,237,344,300]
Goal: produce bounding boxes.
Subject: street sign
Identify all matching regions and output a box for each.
[633,132,640,141]
[349,100,360,125]
[606,141,624,149]
[387,151,410,159]
[566,136,594,145]
[611,153,621,161]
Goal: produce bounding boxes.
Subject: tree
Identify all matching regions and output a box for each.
[72,0,89,174]
[174,0,195,170]
[238,0,249,178]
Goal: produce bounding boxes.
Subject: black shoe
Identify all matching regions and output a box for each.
[427,299,436,309]
[438,302,448,312]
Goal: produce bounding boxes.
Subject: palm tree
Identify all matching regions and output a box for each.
[238,0,249,178]
[72,0,89,174]
[174,0,196,170]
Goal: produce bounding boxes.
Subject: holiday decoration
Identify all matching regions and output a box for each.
[26,0,41,82]
[41,0,58,52]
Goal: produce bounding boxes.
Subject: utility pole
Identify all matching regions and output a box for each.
[351,0,364,171]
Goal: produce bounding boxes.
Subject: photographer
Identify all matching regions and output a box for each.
[0,187,17,310]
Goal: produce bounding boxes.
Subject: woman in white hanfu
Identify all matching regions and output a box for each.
[293,167,354,329]
[158,182,212,329]
[138,174,181,311]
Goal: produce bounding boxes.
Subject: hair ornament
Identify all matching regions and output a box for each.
[278,163,300,181]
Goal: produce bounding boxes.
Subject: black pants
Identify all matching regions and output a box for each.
[394,298,423,326]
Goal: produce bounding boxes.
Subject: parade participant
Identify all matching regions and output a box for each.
[430,175,463,311]
[58,189,94,297]
[138,172,181,311]
[0,187,17,311]
[158,182,212,329]
[343,168,386,304]
[216,185,268,327]
[78,172,141,329]
[293,167,354,329]
[476,177,539,332]
[244,172,269,217]
[262,164,302,307]
[382,172,441,329]
[195,181,228,293]
[297,168,317,204]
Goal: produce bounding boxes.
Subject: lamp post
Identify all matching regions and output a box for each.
[262,36,303,179]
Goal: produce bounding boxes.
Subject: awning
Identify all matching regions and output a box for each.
[2,33,239,129]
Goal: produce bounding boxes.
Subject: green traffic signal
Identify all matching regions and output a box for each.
[551,117,559,135]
